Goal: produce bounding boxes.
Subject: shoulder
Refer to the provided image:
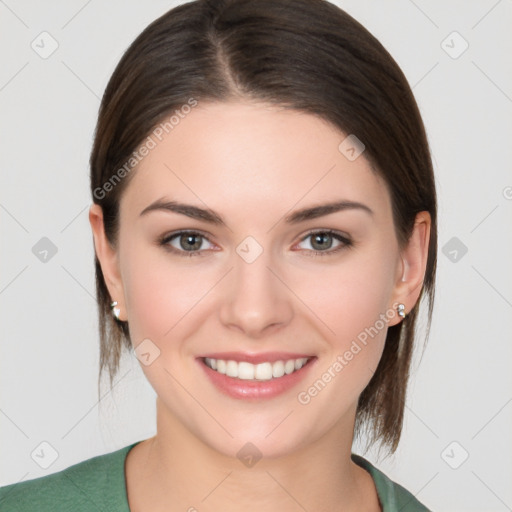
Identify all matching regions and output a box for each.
[0,443,136,512]
[351,454,432,512]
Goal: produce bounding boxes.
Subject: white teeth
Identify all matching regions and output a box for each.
[216,359,226,374]
[204,357,309,380]
[284,360,295,374]
[238,361,254,380]
[255,362,273,380]
[226,360,238,377]
[272,360,285,378]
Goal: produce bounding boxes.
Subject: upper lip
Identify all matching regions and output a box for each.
[198,352,314,364]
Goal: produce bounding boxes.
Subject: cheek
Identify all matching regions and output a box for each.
[290,248,398,395]
[120,243,216,346]
[296,250,397,342]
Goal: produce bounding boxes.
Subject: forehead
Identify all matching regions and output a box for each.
[120,101,391,222]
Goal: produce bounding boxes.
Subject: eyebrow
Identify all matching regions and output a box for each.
[284,200,373,223]
[139,198,373,225]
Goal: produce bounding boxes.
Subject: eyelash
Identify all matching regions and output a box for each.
[158,229,353,258]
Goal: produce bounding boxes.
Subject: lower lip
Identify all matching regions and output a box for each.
[197,358,316,400]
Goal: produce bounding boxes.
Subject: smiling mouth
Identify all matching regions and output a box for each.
[202,357,311,381]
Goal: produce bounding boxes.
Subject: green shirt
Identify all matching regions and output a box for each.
[0,442,431,511]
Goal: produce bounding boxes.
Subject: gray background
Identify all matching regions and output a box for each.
[1,1,511,510]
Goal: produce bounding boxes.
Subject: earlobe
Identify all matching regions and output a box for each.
[88,204,127,321]
[390,211,431,325]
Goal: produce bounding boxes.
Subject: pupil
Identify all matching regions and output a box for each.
[181,234,201,251]
[312,233,331,250]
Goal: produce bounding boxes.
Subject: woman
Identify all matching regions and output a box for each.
[0,0,436,510]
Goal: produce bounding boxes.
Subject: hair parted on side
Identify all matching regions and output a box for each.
[90,0,437,454]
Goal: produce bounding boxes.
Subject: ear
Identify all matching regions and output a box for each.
[89,204,127,321]
[388,211,431,326]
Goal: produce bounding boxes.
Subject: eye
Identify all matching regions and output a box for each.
[296,230,352,256]
[160,231,215,256]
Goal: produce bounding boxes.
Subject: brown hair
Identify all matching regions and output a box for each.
[90,0,437,453]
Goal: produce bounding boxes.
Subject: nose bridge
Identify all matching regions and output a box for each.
[234,247,274,296]
[219,241,293,336]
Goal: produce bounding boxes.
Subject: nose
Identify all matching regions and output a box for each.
[218,248,294,339]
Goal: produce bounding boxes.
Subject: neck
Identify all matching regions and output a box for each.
[125,399,380,512]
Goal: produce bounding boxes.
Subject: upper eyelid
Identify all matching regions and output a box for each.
[160,228,214,242]
[299,229,350,240]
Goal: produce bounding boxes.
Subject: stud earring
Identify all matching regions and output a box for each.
[110,301,121,320]
[397,303,406,319]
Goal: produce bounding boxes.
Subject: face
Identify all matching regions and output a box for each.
[97,101,413,459]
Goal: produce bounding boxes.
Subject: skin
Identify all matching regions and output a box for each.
[90,100,430,512]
